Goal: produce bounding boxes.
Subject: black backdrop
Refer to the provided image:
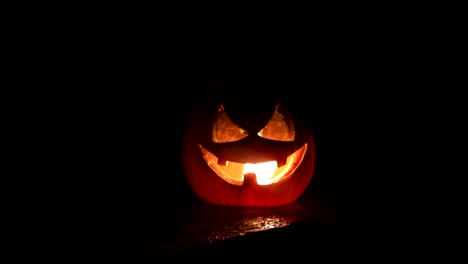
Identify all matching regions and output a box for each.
[34,8,457,261]
[77,56,448,260]
[108,76,447,207]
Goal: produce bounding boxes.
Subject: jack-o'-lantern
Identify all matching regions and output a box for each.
[181,86,316,207]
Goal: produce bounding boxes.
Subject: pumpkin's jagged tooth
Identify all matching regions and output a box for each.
[217,158,227,166]
[276,157,287,167]
[243,173,256,186]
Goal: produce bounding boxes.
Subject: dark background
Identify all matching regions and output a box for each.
[75,38,450,261]
[90,76,446,261]
[24,6,459,262]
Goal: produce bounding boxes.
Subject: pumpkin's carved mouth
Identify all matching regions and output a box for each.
[198,143,307,186]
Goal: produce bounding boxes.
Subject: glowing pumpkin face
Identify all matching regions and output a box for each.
[182,95,315,207]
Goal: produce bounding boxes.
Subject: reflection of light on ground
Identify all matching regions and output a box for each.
[204,216,291,242]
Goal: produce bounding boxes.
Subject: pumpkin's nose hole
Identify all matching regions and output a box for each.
[243,173,257,186]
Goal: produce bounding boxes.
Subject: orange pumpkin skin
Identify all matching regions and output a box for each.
[181,98,316,207]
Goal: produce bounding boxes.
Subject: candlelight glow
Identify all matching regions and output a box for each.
[243,161,277,185]
[199,143,307,186]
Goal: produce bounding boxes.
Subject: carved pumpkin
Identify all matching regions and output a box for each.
[181,88,316,207]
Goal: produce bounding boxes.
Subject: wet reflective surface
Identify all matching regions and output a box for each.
[127,190,350,262]
[202,215,291,242]
[175,202,311,245]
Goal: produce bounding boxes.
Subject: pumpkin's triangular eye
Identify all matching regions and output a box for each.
[212,104,248,143]
[257,107,295,141]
